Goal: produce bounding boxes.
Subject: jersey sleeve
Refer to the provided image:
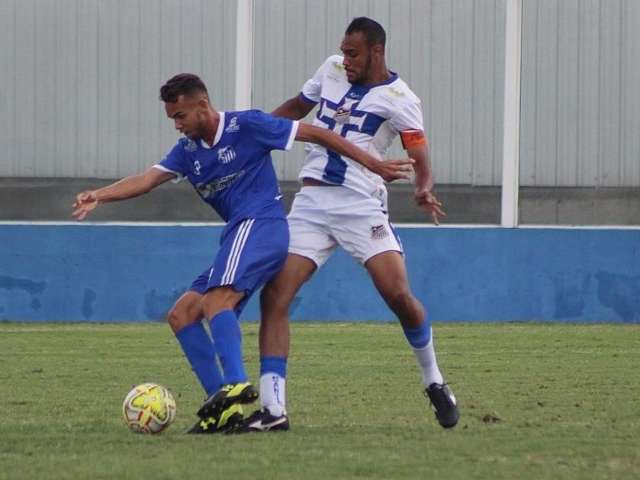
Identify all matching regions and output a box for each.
[153,140,190,183]
[389,99,425,135]
[300,55,338,104]
[244,110,300,152]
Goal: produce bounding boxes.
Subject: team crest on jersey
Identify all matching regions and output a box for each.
[217,146,236,164]
[334,106,351,124]
[225,116,240,133]
[334,99,357,124]
[371,224,389,240]
[184,139,198,152]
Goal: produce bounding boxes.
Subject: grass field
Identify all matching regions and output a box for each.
[1,322,639,480]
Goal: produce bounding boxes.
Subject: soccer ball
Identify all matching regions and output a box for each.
[122,383,176,434]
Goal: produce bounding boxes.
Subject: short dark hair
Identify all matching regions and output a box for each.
[345,17,386,48]
[159,73,208,103]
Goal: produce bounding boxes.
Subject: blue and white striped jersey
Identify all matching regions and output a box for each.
[299,55,424,198]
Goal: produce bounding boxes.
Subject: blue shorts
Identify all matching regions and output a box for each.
[189,218,289,315]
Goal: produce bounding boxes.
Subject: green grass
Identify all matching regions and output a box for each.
[1,322,639,480]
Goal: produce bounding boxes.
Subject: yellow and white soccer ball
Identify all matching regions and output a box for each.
[122,383,176,434]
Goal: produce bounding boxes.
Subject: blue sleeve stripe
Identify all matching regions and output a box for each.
[299,92,318,104]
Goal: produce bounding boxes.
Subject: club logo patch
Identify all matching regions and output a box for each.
[334,99,359,124]
[334,106,351,124]
[371,224,389,240]
[217,146,236,164]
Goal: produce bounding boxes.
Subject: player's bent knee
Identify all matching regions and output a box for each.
[166,306,186,332]
[167,305,200,333]
[385,289,416,312]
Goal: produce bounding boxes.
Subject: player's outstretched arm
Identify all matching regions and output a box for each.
[295,123,414,182]
[272,95,315,120]
[72,167,175,221]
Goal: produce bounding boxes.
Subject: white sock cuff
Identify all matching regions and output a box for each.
[259,373,287,415]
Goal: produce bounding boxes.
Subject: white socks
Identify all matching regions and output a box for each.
[260,373,286,417]
[413,338,444,387]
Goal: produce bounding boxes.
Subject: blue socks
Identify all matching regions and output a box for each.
[175,322,223,396]
[402,320,431,348]
[260,356,287,377]
[210,309,247,384]
[175,310,248,393]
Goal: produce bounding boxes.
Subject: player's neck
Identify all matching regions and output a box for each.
[202,110,220,146]
[363,65,391,86]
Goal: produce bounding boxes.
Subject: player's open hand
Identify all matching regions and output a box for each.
[375,158,415,182]
[72,190,99,220]
[415,188,446,225]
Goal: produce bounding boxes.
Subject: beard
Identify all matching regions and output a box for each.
[349,54,372,85]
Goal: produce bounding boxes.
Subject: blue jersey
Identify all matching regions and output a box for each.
[154,110,299,224]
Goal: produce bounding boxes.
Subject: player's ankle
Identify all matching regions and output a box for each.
[263,404,285,417]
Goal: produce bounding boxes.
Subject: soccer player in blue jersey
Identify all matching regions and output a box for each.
[238,17,459,432]
[72,73,413,433]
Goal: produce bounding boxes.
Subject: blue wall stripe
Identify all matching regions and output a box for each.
[0,225,638,323]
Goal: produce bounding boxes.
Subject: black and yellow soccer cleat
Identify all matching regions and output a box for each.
[186,404,244,434]
[197,382,258,419]
[425,383,459,429]
[231,408,290,434]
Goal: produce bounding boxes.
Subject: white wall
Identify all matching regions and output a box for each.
[520,0,640,187]
[0,0,236,178]
[1,0,638,187]
[252,0,506,186]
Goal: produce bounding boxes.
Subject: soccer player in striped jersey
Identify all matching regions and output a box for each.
[72,73,412,433]
[240,17,459,432]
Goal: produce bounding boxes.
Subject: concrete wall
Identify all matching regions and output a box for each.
[2,178,640,226]
[1,224,638,323]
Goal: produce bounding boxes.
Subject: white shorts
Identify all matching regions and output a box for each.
[287,186,403,267]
